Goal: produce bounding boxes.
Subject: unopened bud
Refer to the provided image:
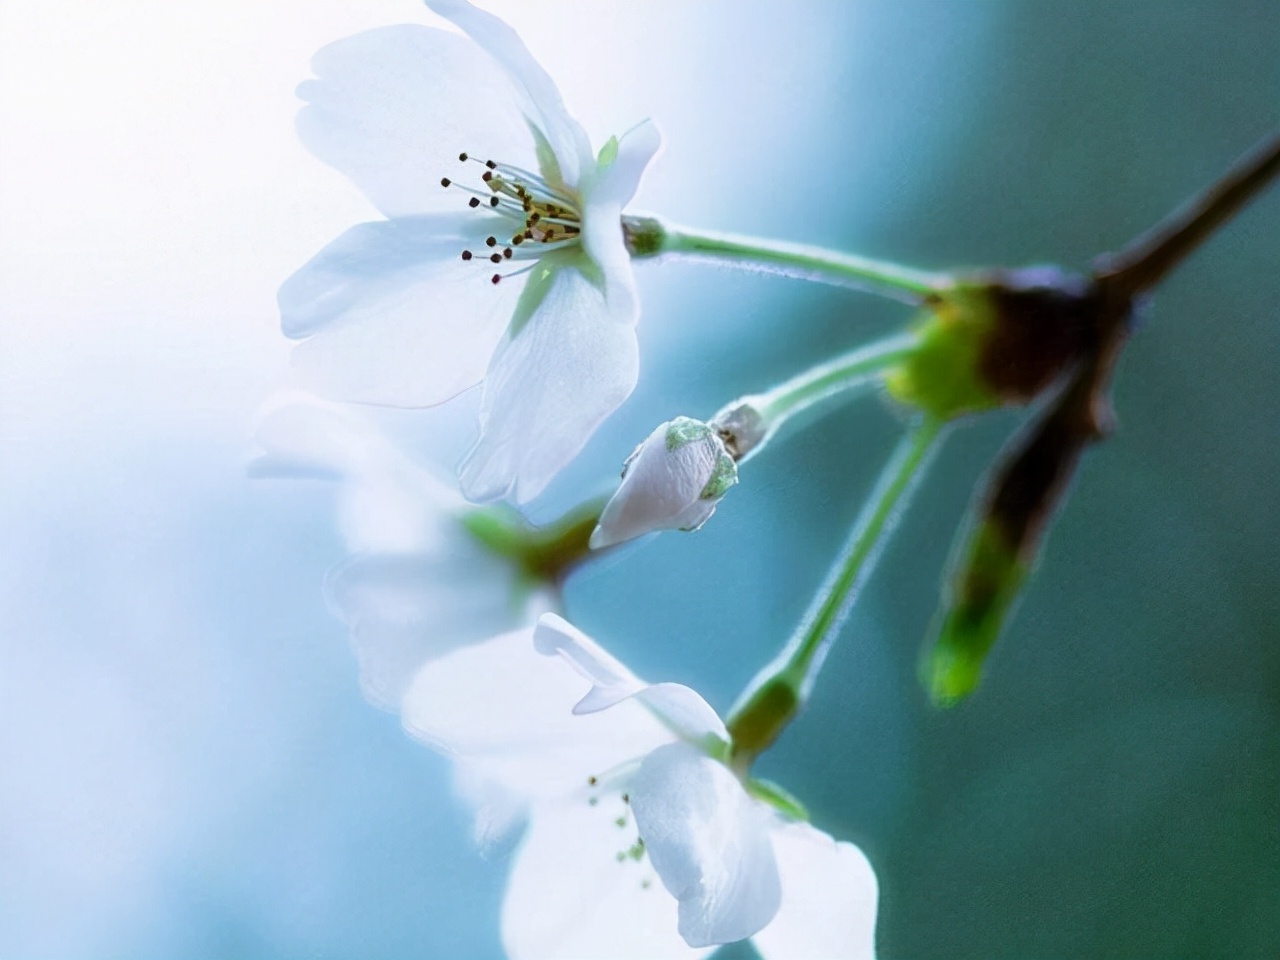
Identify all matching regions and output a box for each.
[590,417,738,549]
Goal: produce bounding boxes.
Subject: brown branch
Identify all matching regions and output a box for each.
[1097,126,1280,298]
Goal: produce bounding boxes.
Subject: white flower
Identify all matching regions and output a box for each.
[279,0,661,505]
[590,417,738,549]
[249,394,547,710]
[403,612,879,958]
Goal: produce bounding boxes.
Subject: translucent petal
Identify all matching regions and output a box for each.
[631,743,782,948]
[326,552,526,712]
[297,25,535,218]
[752,822,879,960]
[402,629,674,802]
[502,797,712,960]
[248,395,461,553]
[281,216,522,408]
[460,262,640,503]
[425,0,592,186]
[635,683,730,749]
[533,613,645,714]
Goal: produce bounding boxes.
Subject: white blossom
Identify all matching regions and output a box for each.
[249,395,546,711]
[403,613,879,957]
[279,0,660,504]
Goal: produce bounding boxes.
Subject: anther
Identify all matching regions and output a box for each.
[489,253,502,263]
[440,177,451,188]
[489,196,500,207]
[587,776,598,787]
[458,152,468,162]
[468,197,480,208]
[482,170,493,182]
[529,212,541,224]
[485,236,497,247]
[461,250,473,261]
[485,159,497,169]
[503,248,513,259]
[621,793,630,804]
[491,274,501,285]
[512,235,524,246]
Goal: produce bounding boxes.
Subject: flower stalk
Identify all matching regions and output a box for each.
[624,215,944,303]
[727,417,945,765]
[713,331,920,462]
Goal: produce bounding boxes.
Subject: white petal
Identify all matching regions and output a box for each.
[590,118,663,209]
[297,25,535,218]
[752,822,879,960]
[460,261,640,503]
[326,552,527,712]
[402,628,675,803]
[533,612,645,713]
[502,798,711,960]
[248,395,461,553]
[631,743,782,948]
[534,615,730,746]
[425,0,592,186]
[282,216,520,408]
[635,683,730,749]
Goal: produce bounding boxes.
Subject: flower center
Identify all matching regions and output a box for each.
[585,775,657,891]
[441,152,583,285]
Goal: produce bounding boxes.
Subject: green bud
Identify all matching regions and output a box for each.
[921,519,1029,706]
[664,415,714,451]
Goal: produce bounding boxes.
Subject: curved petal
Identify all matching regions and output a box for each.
[460,262,640,503]
[533,613,645,714]
[425,0,592,186]
[402,628,676,802]
[752,822,879,960]
[635,684,730,750]
[326,552,526,712]
[631,743,782,948]
[282,216,522,408]
[297,25,536,218]
[502,798,711,960]
[590,118,663,209]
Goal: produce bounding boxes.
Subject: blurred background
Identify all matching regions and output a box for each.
[1,1,1276,957]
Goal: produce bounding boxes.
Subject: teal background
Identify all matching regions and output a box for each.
[1,2,1276,957]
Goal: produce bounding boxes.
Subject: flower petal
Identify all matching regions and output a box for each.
[248,395,460,553]
[591,118,663,209]
[460,261,640,503]
[326,553,530,712]
[631,743,782,948]
[752,822,879,960]
[502,797,712,960]
[533,612,645,714]
[281,216,522,408]
[297,24,535,218]
[402,628,675,802]
[425,0,592,187]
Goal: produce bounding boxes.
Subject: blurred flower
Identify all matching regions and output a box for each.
[404,613,878,957]
[280,0,661,504]
[249,395,551,710]
[591,416,738,549]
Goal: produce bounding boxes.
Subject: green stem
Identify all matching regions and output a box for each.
[756,332,920,426]
[626,215,943,303]
[726,418,945,762]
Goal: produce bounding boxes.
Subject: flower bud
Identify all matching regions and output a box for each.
[590,417,738,549]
